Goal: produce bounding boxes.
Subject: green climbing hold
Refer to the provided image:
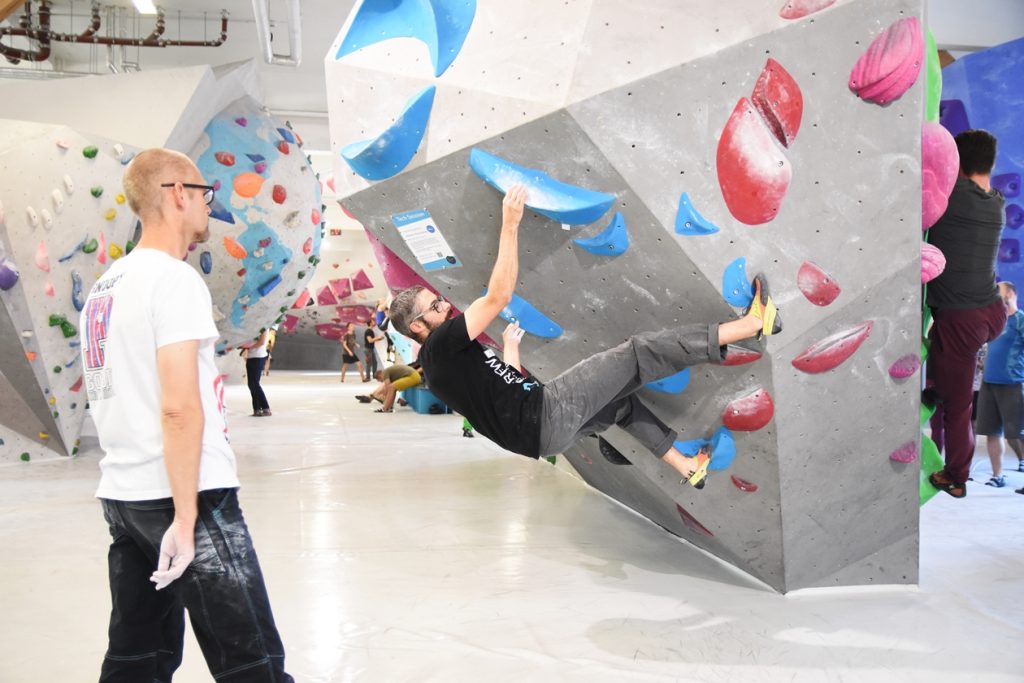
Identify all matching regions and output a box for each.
[125,240,136,254]
[53,365,61,374]
[279,306,287,313]
[297,271,306,279]
[48,313,66,327]
[82,238,99,254]
[52,411,59,418]
[20,452,30,462]
[82,145,98,159]
[545,455,557,465]
[90,186,104,198]
[919,434,943,505]
[59,321,78,338]
[72,446,79,455]
[925,30,942,123]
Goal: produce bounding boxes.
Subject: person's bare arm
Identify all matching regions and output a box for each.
[150,340,203,590]
[463,184,528,341]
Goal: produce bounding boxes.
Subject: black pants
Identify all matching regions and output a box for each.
[99,489,292,682]
[246,357,270,413]
[365,349,378,379]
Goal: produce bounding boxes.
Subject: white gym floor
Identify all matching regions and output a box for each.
[2,371,1022,682]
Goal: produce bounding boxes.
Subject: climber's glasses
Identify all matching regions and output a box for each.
[160,183,216,205]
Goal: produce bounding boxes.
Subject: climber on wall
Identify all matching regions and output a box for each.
[387,183,782,487]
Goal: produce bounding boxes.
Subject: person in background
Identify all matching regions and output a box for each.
[263,325,277,377]
[339,322,368,383]
[364,318,386,380]
[245,329,272,417]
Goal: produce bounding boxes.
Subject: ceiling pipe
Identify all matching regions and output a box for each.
[252,0,301,67]
[0,0,51,64]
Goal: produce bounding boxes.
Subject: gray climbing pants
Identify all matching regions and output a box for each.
[537,324,724,459]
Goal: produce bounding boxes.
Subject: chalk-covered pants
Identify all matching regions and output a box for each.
[537,324,724,458]
[99,488,292,682]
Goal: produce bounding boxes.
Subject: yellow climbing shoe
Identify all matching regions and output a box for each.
[687,447,711,489]
[745,272,782,339]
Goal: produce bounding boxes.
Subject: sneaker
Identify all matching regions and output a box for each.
[1017,459,1024,473]
[355,395,372,403]
[985,475,1007,488]
[397,398,408,407]
[743,273,782,339]
[1016,487,1024,495]
[462,428,475,438]
[252,409,263,417]
[261,409,272,417]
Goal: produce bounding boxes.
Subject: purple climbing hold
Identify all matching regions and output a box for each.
[0,257,19,291]
[254,162,268,174]
[235,117,248,126]
[993,173,1020,198]
[888,354,920,379]
[200,251,213,275]
[1006,204,1023,230]
[998,238,1019,263]
[939,99,970,137]
[351,268,374,291]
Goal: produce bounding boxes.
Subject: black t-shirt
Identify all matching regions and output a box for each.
[927,178,1005,310]
[419,315,544,457]
[363,328,375,350]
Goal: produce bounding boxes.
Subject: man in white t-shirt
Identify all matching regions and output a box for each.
[80,148,292,682]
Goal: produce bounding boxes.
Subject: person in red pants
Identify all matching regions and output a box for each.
[926,129,1007,498]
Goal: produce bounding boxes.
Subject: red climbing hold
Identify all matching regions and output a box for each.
[792,321,874,374]
[797,261,841,306]
[272,185,287,204]
[258,237,272,248]
[277,141,290,155]
[215,151,236,167]
[69,375,83,392]
[779,0,835,19]
[751,58,803,148]
[303,237,313,255]
[675,504,714,537]
[888,354,920,379]
[722,345,763,367]
[716,97,792,225]
[730,475,759,492]
[237,268,247,277]
[311,208,321,225]
[292,290,312,308]
[722,388,775,431]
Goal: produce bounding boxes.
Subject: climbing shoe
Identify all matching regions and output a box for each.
[744,272,782,339]
[686,445,711,489]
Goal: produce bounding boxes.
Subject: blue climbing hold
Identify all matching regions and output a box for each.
[469,148,615,225]
[246,153,266,163]
[574,212,630,256]
[674,192,720,235]
[336,0,477,78]
[258,274,282,297]
[276,128,296,144]
[646,367,690,394]
[993,173,1020,198]
[208,197,236,225]
[484,287,562,338]
[70,271,84,312]
[722,257,753,307]
[200,251,213,275]
[674,426,736,471]
[342,85,436,181]
[58,237,87,263]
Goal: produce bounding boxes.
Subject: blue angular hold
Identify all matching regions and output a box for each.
[675,192,720,235]
[673,426,736,472]
[646,367,690,394]
[258,274,282,297]
[208,197,236,225]
[70,271,84,312]
[574,212,629,256]
[336,0,477,78]
[246,153,266,163]
[484,287,562,338]
[722,257,753,307]
[469,148,615,225]
[276,127,296,144]
[200,251,213,275]
[58,237,87,263]
[342,85,436,181]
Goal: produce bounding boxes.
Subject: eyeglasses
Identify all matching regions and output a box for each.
[411,295,445,324]
[160,182,216,205]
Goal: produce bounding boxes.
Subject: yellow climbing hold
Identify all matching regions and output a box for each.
[109,244,124,260]
[48,397,56,405]
[39,431,49,440]
[223,236,248,259]
[115,193,126,204]
[104,208,117,221]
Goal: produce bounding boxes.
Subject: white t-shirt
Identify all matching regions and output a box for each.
[80,248,239,501]
[247,338,269,359]
[372,329,390,368]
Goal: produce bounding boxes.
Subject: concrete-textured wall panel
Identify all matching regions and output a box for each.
[0,123,139,456]
[774,264,920,589]
[569,0,923,344]
[184,97,323,348]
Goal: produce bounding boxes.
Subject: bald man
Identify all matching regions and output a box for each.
[80,149,292,681]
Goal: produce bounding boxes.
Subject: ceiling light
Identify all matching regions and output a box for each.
[132,0,159,15]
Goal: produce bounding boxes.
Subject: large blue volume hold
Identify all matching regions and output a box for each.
[342,85,436,181]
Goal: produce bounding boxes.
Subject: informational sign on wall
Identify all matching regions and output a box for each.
[391,209,461,271]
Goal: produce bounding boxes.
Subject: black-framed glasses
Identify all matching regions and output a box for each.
[411,295,445,323]
[160,182,215,205]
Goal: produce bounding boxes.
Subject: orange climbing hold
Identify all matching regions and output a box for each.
[223,236,248,259]
[233,172,265,198]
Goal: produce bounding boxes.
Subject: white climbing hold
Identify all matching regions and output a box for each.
[51,189,65,214]
[26,206,39,227]
[64,175,75,194]
[56,139,70,150]
[114,143,124,158]
[40,209,54,229]
[212,305,226,323]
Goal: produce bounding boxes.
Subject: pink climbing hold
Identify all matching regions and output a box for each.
[258,237,272,248]
[44,280,54,296]
[311,208,321,226]
[849,17,924,105]
[889,441,918,463]
[272,185,287,204]
[335,305,374,324]
[922,122,960,230]
[751,58,803,148]
[316,285,338,306]
[56,139,71,150]
[302,237,313,255]
[675,504,714,537]
[97,232,107,264]
[792,321,874,374]
[35,240,51,272]
[921,242,946,283]
[717,97,793,225]
[254,161,268,174]
[292,290,312,308]
[280,314,299,332]
[730,475,759,492]
[235,117,248,126]
[315,323,344,340]
[722,388,775,432]
[888,354,920,379]
[779,0,836,19]
[326,176,336,193]
[797,261,841,306]
[215,151,236,167]
[329,278,352,300]
[351,268,373,291]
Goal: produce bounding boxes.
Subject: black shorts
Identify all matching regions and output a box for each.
[342,352,360,363]
[975,381,1024,438]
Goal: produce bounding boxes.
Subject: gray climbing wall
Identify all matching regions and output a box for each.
[328,0,923,592]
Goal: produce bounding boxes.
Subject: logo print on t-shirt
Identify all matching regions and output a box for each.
[83,294,115,400]
[213,373,230,442]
